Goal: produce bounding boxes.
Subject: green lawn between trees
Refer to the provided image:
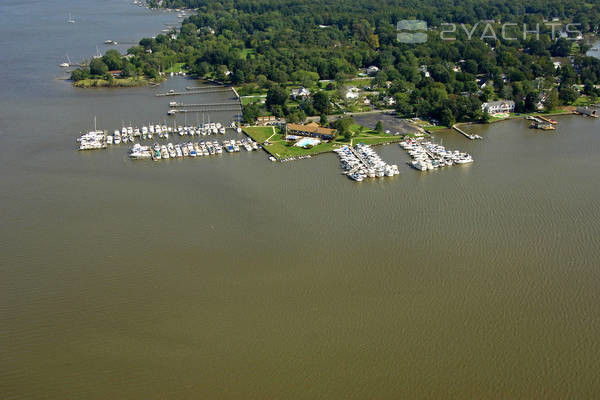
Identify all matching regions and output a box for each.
[242,125,404,160]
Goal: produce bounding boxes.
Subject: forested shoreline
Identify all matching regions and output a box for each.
[71,0,600,125]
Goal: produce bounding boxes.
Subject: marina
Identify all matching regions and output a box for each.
[400,138,473,171]
[4,0,600,398]
[334,144,399,181]
[77,120,244,151]
[129,138,260,160]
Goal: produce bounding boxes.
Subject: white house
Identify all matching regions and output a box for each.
[345,87,360,100]
[367,65,380,75]
[481,100,515,114]
[419,65,430,78]
[383,96,396,106]
[291,87,310,100]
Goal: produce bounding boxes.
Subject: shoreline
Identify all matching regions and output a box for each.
[72,76,163,88]
[453,108,578,133]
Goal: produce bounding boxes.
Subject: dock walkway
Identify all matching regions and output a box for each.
[156,89,233,96]
[452,125,475,140]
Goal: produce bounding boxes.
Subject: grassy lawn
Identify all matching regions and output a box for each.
[344,78,373,87]
[262,140,340,159]
[423,125,448,131]
[488,115,510,122]
[241,95,266,106]
[507,107,573,118]
[243,126,278,142]
[239,48,256,58]
[573,96,598,107]
[164,62,186,74]
[74,77,149,88]
[245,121,408,160]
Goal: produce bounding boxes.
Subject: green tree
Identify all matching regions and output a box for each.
[524,92,538,112]
[375,120,383,133]
[334,116,354,138]
[102,49,123,71]
[439,108,455,127]
[121,62,135,78]
[312,91,330,115]
[70,68,89,82]
[242,103,260,124]
[558,86,578,104]
[543,89,559,112]
[265,85,288,111]
[319,113,328,125]
[90,58,108,76]
[480,110,491,123]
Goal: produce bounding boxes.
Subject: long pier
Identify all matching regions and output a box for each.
[185,85,229,91]
[348,146,371,171]
[453,125,475,140]
[169,106,242,113]
[170,102,241,108]
[156,89,234,96]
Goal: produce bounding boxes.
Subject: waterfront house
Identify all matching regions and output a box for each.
[481,100,515,114]
[108,70,122,78]
[291,87,310,100]
[285,122,336,140]
[345,87,360,100]
[383,96,396,106]
[367,65,380,75]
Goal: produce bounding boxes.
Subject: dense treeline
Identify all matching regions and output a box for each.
[75,0,600,123]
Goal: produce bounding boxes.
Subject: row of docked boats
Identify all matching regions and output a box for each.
[129,138,260,160]
[334,144,399,182]
[77,130,107,150]
[400,138,473,171]
[105,122,241,144]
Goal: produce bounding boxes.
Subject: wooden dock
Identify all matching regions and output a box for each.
[185,85,229,91]
[156,89,234,96]
[537,115,557,124]
[453,125,475,140]
[169,102,241,108]
[169,104,242,113]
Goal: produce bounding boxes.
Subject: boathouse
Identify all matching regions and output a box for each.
[576,107,598,117]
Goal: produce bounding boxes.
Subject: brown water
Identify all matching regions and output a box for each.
[2,1,600,398]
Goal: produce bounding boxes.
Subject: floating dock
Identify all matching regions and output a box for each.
[537,115,558,124]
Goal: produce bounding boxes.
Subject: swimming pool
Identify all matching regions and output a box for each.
[295,137,321,147]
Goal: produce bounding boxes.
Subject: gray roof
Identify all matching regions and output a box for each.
[485,100,515,107]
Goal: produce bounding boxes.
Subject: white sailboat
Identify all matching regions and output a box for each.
[68,13,75,24]
[59,54,72,68]
[93,46,102,59]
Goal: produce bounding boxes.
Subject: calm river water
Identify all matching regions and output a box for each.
[1,1,600,399]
